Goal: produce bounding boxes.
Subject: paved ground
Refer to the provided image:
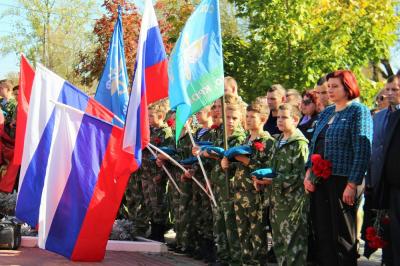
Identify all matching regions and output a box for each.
[0,245,383,266]
[0,230,383,265]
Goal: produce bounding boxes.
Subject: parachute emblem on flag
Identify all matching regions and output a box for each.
[183,34,208,81]
[106,59,128,96]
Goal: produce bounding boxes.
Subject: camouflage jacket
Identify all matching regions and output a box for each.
[211,126,247,200]
[269,129,309,211]
[192,127,214,183]
[176,131,194,165]
[1,98,17,139]
[232,131,275,192]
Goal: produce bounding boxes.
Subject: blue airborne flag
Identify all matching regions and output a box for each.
[168,0,224,141]
[95,7,129,125]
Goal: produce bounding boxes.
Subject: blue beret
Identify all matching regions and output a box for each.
[251,168,276,180]
[224,145,252,161]
[203,146,225,158]
[159,146,177,156]
[180,157,198,165]
[196,141,213,147]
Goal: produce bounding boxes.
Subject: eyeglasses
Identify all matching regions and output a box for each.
[302,99,313,106]
[377,95,386,102]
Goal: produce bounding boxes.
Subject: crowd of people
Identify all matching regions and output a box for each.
[118,69,400,266]
[0,69,399,266]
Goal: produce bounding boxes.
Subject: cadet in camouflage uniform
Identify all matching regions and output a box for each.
[232,102,275,265]
[141,103,174,242]
[174,120,195,254]
[121,170,149,237]
[263,104,309,266]
[191,106,215,260]
[209,96,246,266]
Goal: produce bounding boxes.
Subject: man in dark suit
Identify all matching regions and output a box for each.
[363,77,398,263]
[375,74,400,266]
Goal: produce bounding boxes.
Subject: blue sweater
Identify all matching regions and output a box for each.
[307,102,373,185]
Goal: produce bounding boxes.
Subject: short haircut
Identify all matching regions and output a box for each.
[278,103,302,119]
[211,98,221,110]
[267,84,286,97]
[226,103,242,113]
[13,85,19,91]
[224,76,238,89]
[148,103,167,114]
[0,79,13,91]
[326,70,360,100]
[247,101,270,118]
[286,89,302,102]
[387,75,399,84]
[317,75,327,86]
[224,93,241,105]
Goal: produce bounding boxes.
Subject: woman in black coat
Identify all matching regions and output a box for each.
[298,90,318,141]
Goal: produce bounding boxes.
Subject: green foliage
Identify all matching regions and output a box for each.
[0,0,98,88]
[225,0,399,105]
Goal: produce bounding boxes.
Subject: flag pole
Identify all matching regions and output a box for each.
[185,122,217,208]
[220,95,230,200]
[147,143,216,206]
[146,145,183,195]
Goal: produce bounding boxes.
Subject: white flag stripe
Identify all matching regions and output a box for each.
[19,64,65,193]
[38,107,83,248]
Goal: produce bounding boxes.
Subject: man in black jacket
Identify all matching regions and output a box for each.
[375,74,400,266]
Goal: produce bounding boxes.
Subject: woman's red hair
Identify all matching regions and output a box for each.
[326,70,360,100]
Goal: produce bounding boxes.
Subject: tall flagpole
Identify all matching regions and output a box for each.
[221,95,230,201]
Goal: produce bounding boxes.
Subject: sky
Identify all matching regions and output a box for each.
[0,1,399,79]
[0,0,152,78]
[0,0,20,78]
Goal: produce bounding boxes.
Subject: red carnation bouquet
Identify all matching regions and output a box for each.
[365,210,389,249]
[309,154,332,184]
[167,118,175,127]
[253,141,265,152]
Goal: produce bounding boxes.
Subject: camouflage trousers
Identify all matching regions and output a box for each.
[142,173,168,226]
[195,182,213,241]
[271,207,308,266]
[121,172,149,236]
[177,180,193,251]
[189,180,213,253]
[167,172,181,246]
[213,200,242,266]
[234,191,267,265]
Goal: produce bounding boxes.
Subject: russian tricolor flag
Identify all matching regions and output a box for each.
[15,64,137,261]
[123,0,168,156]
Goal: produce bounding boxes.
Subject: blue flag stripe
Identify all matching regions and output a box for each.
[144,26,167,68]
[15,82,92,227]
[45,114,112,258]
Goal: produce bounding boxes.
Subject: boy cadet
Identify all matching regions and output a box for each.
[191,105,216,261]
[123,103,171,238]
[207,94,246,266]
[141,102,173,242]
[122,171,148,237]
[173,117,197,255]
[255,103,309,266]
[232,102,275,265]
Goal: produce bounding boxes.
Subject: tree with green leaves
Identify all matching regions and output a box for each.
[0,0,98,87]
[225,0,399,106]
[74,0,195,91]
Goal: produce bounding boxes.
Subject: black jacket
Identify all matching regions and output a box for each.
[374,109,400,209]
